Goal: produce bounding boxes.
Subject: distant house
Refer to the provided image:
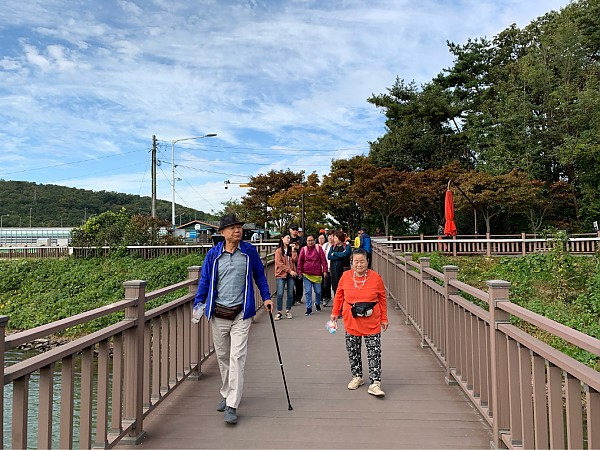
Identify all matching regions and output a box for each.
[175,220,259,244]
[175,220,219,244]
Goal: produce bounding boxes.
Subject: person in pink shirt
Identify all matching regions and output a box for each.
[297,234,328,316]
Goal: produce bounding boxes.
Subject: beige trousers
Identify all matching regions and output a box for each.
[211,311,252,409]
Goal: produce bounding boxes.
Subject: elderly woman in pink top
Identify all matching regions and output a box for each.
[274,233,298,320]
[297,234,328,316]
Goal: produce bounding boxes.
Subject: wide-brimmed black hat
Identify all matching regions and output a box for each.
[218,214,245,231]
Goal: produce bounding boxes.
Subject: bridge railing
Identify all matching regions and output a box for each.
[2,234,596,260]
[0,243,281,260]
[1,255,276,449]
[374,244,600,450]
[377,232,600,256]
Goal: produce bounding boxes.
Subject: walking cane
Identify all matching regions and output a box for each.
[268,309,293,410]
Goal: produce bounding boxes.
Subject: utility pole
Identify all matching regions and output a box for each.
[151,135,157,218]
[301,193,305,231]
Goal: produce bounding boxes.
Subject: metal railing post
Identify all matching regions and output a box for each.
[122,280,147,445]
[488,280,511,448]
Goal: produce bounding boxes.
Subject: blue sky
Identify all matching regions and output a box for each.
[0,0,570,214]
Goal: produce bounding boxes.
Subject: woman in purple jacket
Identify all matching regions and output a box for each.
[297,234,328,316]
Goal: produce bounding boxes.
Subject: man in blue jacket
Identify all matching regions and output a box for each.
[358,227,372,268]
[194,213,273,424]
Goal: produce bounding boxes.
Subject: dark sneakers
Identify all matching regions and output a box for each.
[315,304,321,312]
[217,398,226,412]
[305,308,312,316]
[224,406,238,424]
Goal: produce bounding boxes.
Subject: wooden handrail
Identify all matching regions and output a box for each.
[5,299,135,349]
[500,301,600,356]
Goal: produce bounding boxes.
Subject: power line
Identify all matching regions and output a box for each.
[48,162,142,184]
[0,148,148,176]
[156,139,369,155]
[158,162,219,212]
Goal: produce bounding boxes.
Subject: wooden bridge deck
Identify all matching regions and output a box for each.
[121,303,492,449]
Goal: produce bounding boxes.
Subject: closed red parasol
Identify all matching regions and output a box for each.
[444,188,457,237]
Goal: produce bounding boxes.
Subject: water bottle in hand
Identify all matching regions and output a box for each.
[192,303,205,324]
[326,320,337,334]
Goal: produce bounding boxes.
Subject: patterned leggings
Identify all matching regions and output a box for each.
[345,332,381,383]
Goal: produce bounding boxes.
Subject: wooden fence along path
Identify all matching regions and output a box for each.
[1,242,599,448]
[1,232,599,259]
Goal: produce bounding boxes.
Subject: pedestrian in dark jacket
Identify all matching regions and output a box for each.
[358,227,372,268]
[328,230,351,295]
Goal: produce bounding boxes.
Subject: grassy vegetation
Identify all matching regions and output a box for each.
[419,251,600,371]
[0,253,204,336]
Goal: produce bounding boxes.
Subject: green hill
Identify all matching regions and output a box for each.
[0,180,218,227]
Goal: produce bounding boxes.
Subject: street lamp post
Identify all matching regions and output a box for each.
[171,133,217,228]
[301,193,305,231]
[300,193,316,231]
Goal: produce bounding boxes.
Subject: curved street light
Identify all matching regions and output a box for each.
[171,133,217,228]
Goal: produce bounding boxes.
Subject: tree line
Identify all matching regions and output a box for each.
[230,0,600,236]
[0,180,217,228]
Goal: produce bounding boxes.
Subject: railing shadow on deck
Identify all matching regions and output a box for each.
[1,255,277,449]
[373,244,600,449]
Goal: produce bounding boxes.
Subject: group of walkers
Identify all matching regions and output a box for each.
[193,213,386,425]
[274,224,373,319]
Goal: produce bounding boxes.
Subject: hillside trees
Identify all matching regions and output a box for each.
[363,0,600,232]
[241,169,304,228]
[0,180,215,228]
[321,156,366,233]
[351,163,418,236]
[71,209,180,247]
[367,79,467,171]
[454,171,542,234]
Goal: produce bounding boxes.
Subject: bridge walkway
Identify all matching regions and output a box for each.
[121,303,492,449]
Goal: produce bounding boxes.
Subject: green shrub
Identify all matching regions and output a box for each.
[0,253,204,335]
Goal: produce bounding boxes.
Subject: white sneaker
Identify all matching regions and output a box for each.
[368,381,385,397]
[347,376,364,390]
